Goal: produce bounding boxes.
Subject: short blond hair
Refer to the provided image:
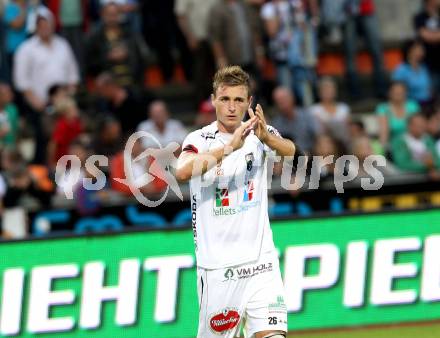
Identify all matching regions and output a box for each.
[213,66,251,97]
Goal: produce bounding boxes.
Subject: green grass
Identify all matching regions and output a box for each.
[287,323,440,338]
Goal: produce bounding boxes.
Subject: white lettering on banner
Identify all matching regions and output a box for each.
[0,268,25,335]
[83,155,108,191]
[371,238,421,305]
[334,156,358,193]
[54,155,82,199]
[309,156,334,189]
[284,244,340,312]
[79,259,140,329]
[144,255,194,323]
[361,155,386,190]
[27,264,79,333]
[343,241,368,307]
[421,235,440,302]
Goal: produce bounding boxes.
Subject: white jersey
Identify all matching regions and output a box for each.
[182,121,280,269]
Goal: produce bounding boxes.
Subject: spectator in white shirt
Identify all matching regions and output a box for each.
[137,100,187,153]
[13,6,79,163]
[310,77,351,143]
[13,6,79,111]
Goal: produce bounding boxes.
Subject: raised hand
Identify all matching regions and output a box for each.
[228,116,258,151]
[248,104,269,142]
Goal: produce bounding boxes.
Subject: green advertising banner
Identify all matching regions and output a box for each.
[1,209,440,337]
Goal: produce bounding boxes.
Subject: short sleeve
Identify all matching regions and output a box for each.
[338,103,350,120]
[261,3,276,19]
[406,100,421,115]
[181,130,208,154]
[375,103,388,116]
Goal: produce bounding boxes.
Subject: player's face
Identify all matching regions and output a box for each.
[212,85,251,133]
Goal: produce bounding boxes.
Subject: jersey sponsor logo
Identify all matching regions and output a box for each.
[243,180,254,202]
[245,152,254,171]
[215,188,229,207]
[223,268,236,282]
[191,194,198,251]
[236,262,273,279]
[201,130,218,140]
[269,295,287,314]
[209,308,240,334]
[212,201,260,217]
[223,262,273,282]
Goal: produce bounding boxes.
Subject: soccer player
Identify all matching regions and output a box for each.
[176,66,297,338]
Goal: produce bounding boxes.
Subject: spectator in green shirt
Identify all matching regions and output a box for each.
[376,81,420,149]
[391,113,440,180]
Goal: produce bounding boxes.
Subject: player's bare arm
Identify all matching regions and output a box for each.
[249,104,296,157]
[175,116,258,182]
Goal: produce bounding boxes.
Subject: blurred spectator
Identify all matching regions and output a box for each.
[94,72,149,134]
[194,99,216,128]
[2,148,53,209]
[350,135,397,176]
[1,147,54,237]
[92,117,123,158]
[3,0,29,80]
[47,97,83,168]
[100,0,142,33]
[348,119,383,155]
[110,136,167,196]
[376,81,420,149]
[392,39,432,105]
[14,6,79,106]
[58,139,106,216]
[311,134,343,180]
[261,0,319,106]
[426,103,440,156]
[55,139,87,196]
[320,0,345,44]
[175,0,218,106]
[46,0,89,77]
[137,100,187,150]
[342,0,387,99]
[13,6,79,163]
[0,83,19,147]
[85,2,147,89]
[45,83,69,115]
[271,86,318,153]
[141,0,193,83]
[209,0,264,90]
[414,0,440,94]
[391,113,440,178]
[310,77,350,143]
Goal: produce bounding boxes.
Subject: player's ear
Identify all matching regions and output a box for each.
[211,93,215,105]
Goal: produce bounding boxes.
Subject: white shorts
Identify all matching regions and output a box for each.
[196,251,287,338]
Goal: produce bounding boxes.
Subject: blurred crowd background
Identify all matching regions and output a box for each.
[0,0,440,238]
